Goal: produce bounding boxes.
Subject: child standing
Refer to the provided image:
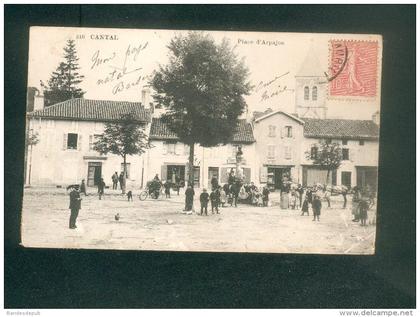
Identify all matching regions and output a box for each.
[323,186,331,208]
[200,189,209,216]
[262,186,270,207]
[359,199,369,226]
[301,189,311,216]
[312,195,322,221]
[97,178,105,200]
[220,187,227,207]
[164,180,171,198]
[290,188,298,210]
[210,188,220,214]
[80,179,87,196]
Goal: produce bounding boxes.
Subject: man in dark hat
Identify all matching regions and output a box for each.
[69,186,82,229]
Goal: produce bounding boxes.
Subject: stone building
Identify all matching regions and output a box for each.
[26,98,151,188]
[146,118,256,188]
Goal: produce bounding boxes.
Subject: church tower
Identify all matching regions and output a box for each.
[295,48,327,119]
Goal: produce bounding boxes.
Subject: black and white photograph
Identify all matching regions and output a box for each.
[22,27,382,254]
[4,4,416,311]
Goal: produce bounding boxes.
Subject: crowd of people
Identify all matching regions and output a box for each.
[66,169,375,229]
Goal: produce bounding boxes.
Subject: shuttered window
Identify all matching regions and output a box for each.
[285,126,293,138]
[342,148,349,160]
[268,125,276,137]
[304,86,309,100]
[312,86,318,100]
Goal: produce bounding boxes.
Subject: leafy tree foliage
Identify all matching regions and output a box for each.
[41,39,85,107]
[93,113,150,193]
[151,32,251,185]
[26,131,40,147]
[305,140,343,184]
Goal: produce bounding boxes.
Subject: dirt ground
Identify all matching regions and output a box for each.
[21,187,376,254]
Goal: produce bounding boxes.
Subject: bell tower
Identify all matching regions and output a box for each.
[295,49,327,119]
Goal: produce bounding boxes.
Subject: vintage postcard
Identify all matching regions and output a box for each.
[22,27,382,254]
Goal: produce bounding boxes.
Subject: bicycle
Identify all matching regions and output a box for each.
[138,189,159,201]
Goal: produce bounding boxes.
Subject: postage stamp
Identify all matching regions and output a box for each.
[328,40,379,98]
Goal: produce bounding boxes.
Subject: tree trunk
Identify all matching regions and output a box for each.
[326,169,330,185]
[122,154,127,194]
[188,143,195,187]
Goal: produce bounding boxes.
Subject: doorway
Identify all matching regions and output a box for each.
[166,165,185,184]
[267,167,291,189]
[208,167,219,188]
[341,171,352,188]
[87,162,102,187]
[356,167,378,191]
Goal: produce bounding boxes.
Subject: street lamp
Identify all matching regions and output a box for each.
[235,145,243,181]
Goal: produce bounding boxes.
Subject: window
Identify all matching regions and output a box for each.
[89,134,101,151]
[312,86,318,100]
[231,144,240,157]
[304,86,309,100]
[310,146,318,159]
[67,133,78,150]
[284,146,292,160]
[267,145,275,159]
[359,140,365,146]
[121,163,131,179]
[342,139,348,145]
[268,125,276,137]
[285,126,293,138]
[342,148,349,160]
[325,138,332,144]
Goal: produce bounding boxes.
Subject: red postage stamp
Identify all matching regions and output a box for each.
[329,40,379,98]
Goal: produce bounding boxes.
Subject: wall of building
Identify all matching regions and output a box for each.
[253,113,304,184]
[145,140,256,188]
[26,116,379,191]
[295,76,327,119]
[27,118,148,189]
[300,137,379,187]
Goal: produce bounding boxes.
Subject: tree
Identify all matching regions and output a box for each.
[305,140,343,184]
[41,39,85,107]
[93,113,150,194]
[151,32,252,186]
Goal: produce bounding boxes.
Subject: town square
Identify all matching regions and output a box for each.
[22,185,376,254]
[21,27,381,254]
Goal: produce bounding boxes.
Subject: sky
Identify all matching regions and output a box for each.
[28,27,382,120]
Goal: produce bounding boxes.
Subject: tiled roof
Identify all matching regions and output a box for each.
[149,118,179,140]
[150,118,255,143]
[231,119,255,143]
[303,118,379,140]
[28,98,151,122]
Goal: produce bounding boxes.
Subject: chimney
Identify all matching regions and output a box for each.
[141,87,151,107]
[372,111,380,126]
[33,90,45,111]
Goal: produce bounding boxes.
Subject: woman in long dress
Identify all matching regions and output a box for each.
[280,176,290,209]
